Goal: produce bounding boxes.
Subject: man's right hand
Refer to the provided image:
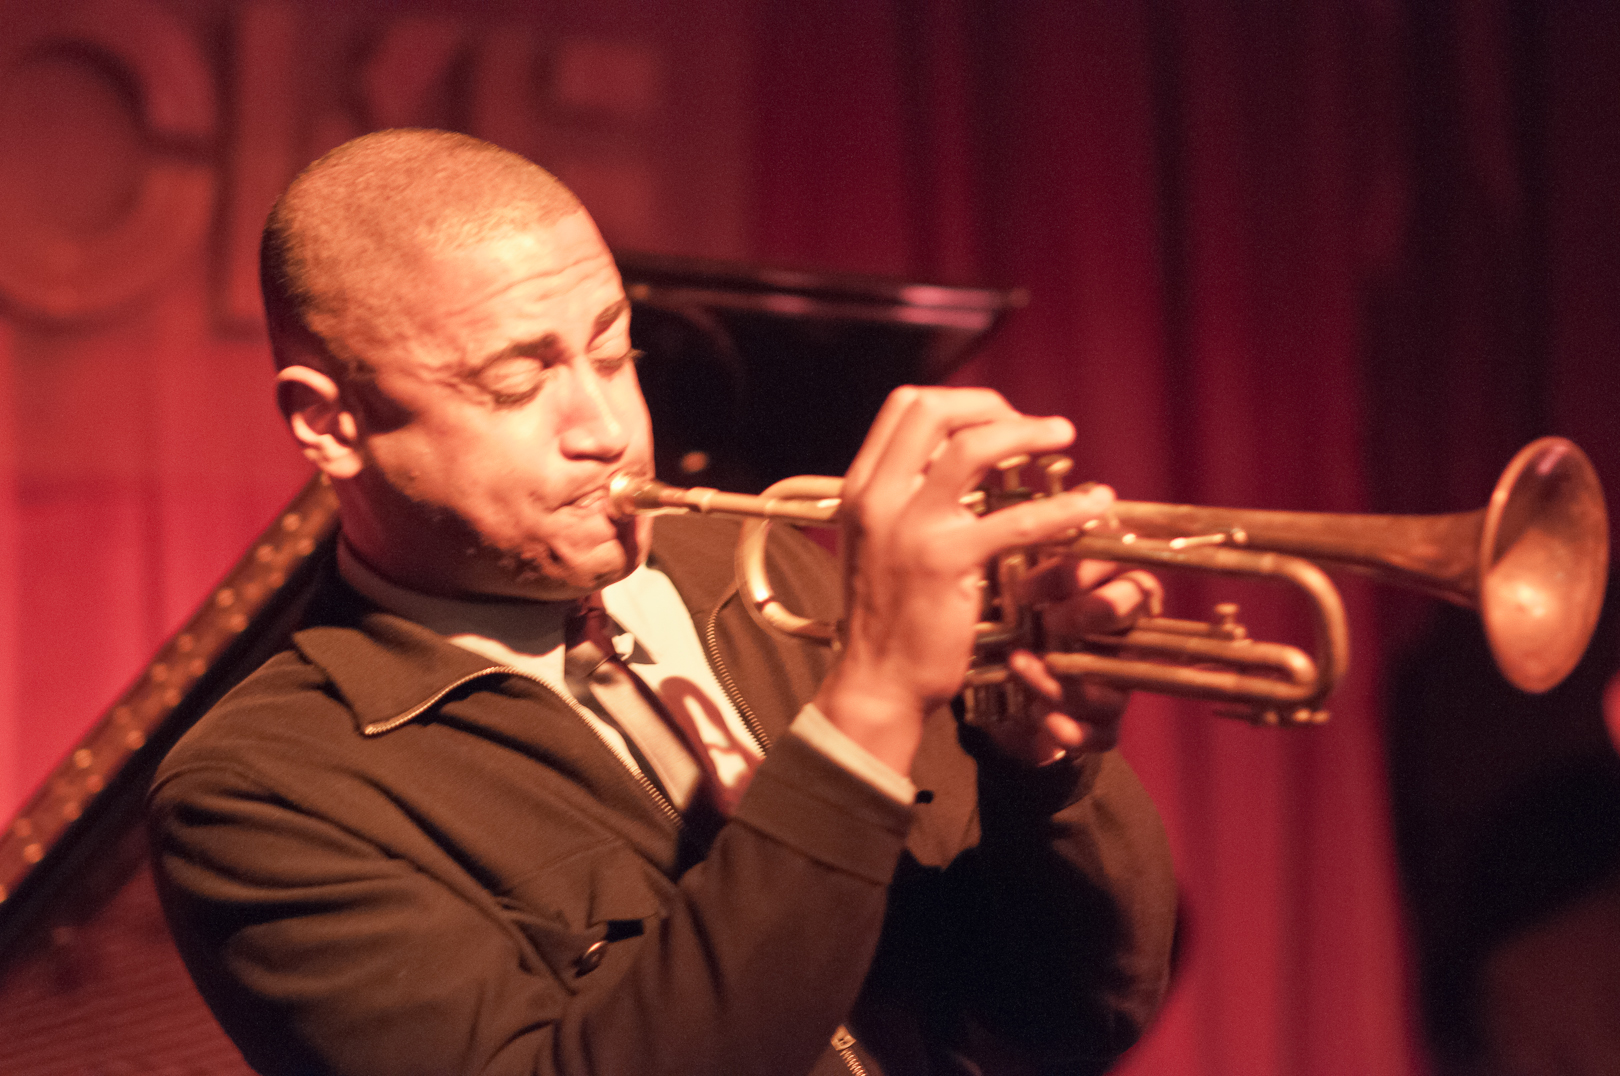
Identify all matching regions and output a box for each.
[811,386,1122,778]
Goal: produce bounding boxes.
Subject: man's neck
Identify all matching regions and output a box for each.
[336,536,581,656]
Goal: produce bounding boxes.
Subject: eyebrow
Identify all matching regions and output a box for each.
[471,334,561,373]
[592,298,630,339]
[468,298,632,374]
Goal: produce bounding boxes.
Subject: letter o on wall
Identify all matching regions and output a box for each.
[0,0,215,323]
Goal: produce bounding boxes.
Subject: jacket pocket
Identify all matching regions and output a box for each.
[500,841,663,992]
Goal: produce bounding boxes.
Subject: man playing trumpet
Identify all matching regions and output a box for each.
[149,129,1176,1076]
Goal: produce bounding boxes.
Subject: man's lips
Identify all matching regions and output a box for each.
[569,486,608,510]
[563,480,645,526]
[569,470,654,520]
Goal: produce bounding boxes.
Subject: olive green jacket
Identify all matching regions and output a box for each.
[149,515,1175,1076]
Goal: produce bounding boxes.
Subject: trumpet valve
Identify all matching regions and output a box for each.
[994,454,1031,497]
[1037,454,1074,497]
[1212,602,1248,641]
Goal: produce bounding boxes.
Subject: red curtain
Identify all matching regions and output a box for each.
[752,2,1619,1074]
[0,317,16,817]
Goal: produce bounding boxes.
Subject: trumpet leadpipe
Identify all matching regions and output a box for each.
[607,473,843,525]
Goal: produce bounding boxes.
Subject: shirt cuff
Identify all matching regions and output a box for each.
[789,703,918,805]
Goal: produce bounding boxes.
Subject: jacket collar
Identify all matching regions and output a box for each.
[291,515,745,737]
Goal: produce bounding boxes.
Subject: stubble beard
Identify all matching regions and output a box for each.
[449,509,645,599]
[376,466,647,599]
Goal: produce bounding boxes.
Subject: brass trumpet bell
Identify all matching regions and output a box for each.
[1090,436,1609,696]
[608,437,1608,726]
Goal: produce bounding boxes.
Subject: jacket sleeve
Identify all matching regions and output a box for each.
[858,717,1178,1076]
[149,726,911,1076]
[697,515,1178,1073]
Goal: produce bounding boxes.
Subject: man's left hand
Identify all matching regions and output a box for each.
[983,556,1163,766]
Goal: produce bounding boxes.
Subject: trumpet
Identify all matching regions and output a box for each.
[608,437,1609,727]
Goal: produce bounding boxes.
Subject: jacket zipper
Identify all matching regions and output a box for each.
[361,665,683,826]
[707,605,863,1076]
[702,602,773,754]
[831,1025,868,1076]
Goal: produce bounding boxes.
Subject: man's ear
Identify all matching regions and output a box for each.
[277,365,365,480]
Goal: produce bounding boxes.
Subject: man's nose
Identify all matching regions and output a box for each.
[556,363,631,460]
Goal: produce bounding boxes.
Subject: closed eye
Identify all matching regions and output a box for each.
[479,355,548,408]
[592,348,643,378]
[468,344,638,408]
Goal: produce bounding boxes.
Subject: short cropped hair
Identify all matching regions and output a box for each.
[260,128,582,377]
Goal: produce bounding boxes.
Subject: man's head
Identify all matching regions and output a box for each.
[264,129,654,602]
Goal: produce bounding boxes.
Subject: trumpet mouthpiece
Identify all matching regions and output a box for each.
[605,472,651,519]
